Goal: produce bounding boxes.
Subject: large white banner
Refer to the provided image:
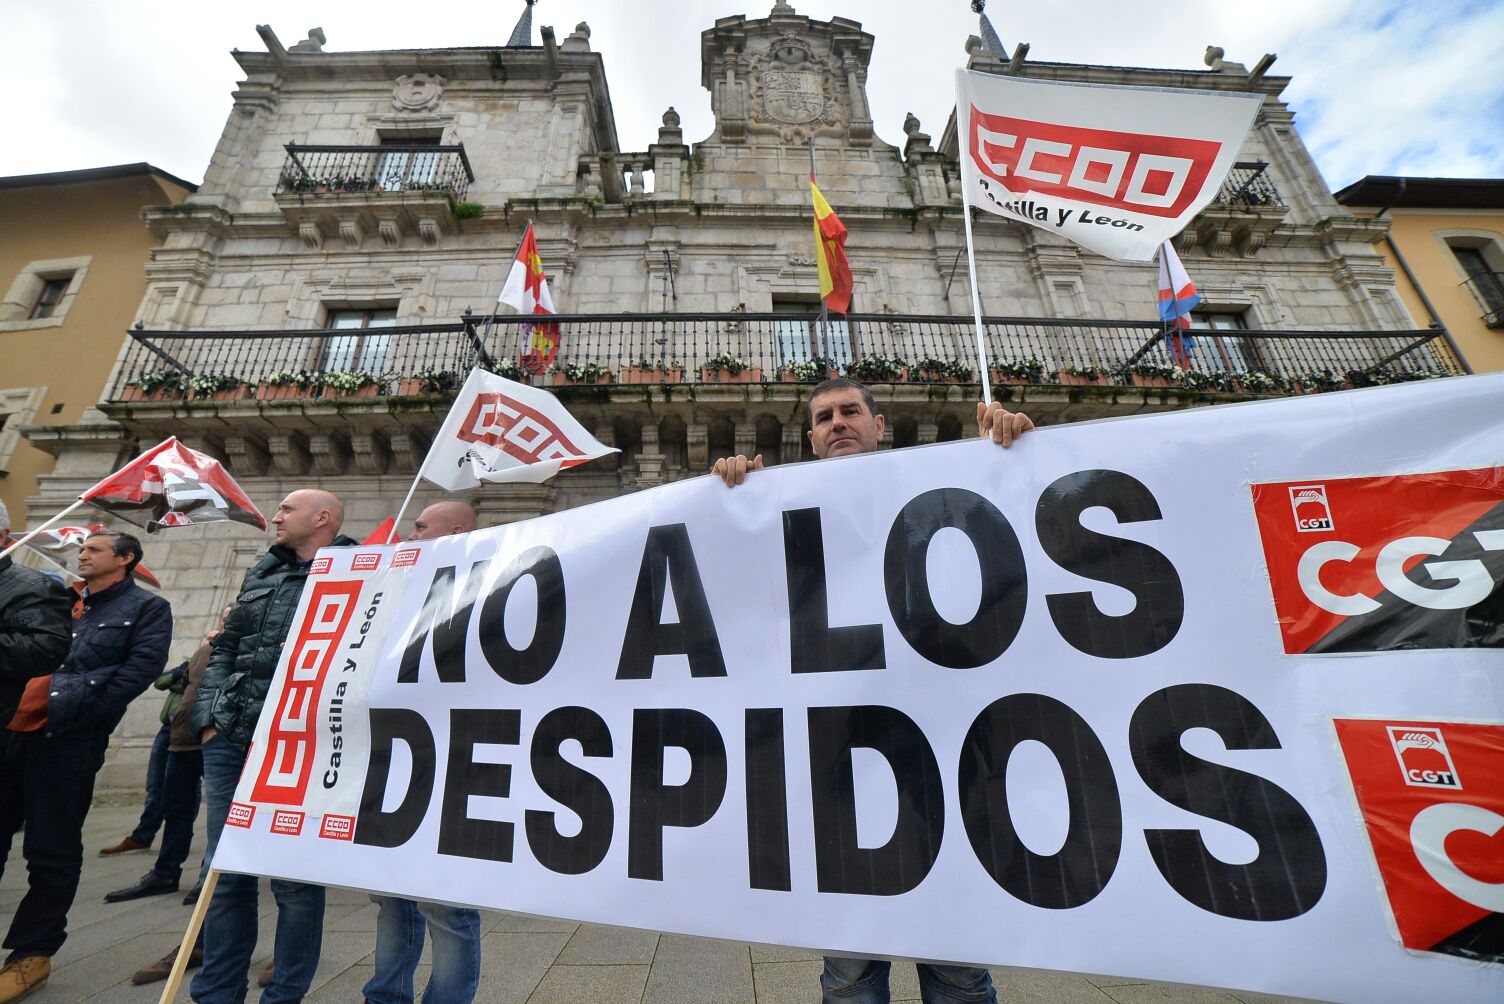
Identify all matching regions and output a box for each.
[956,69,1263,261]
[216,375,1504,1004]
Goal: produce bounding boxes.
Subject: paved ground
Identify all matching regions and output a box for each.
[1,803,1321,1003]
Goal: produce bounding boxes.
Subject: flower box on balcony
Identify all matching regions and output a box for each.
[119,387,183,403]
[320,384,381,399]
[1056,370,1108,386]
[547,372,612,386]
[990,369,1035,386]
[1130,374,1175,388]
[911,367,964,384]
[619,366,683,384]
[210,386,253,401]
[779,368,838,383]
[256,383,308,401]
[701,366,762,384]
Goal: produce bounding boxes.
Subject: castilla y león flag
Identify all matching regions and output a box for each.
[956,69,1262,261]
[499,223,560,369]
[418,368,618,490]
[82,437,265,533]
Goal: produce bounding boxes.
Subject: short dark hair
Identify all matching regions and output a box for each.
[88,530,143,575]
[808,376,877,419]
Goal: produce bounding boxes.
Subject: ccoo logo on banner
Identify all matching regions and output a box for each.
[956,70,1264,261]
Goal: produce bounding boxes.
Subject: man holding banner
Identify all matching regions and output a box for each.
[363,502,484,1004]
[189,490,354,1004]
[716,380,1032,1003]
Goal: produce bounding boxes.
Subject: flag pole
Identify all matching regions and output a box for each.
[157,869,220,1004]
[954,72,993,406]
[809,138,826,360]
[386,471,423,545]
[0,498,87,560]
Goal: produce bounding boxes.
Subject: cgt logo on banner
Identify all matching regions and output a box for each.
[957,70,1263,261]
[1335,720,1504,965]
[214,375,1504,1004]
[1251,466,1504,654]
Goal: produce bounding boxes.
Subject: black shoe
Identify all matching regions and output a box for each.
[182,881,204,906]
[104,872,179,903]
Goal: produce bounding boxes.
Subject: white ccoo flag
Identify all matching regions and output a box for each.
[955,69,1262,261]
[418,368,618,490]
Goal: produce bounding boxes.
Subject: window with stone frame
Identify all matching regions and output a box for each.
[771,294,853,371]
[1189,309,1266,372]
[0,257,90,330]
[0,388,45,478]
[1448,241,1504,327]
[321,307,398,373]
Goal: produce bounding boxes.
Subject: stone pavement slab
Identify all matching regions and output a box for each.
[0,803,1327,1003]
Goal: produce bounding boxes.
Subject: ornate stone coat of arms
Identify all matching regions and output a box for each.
[750,36,831,132]
[763,65,823,124]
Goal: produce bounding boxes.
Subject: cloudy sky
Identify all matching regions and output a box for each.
[3,0,1502,191]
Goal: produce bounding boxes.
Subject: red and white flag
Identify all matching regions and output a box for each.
[419,368,617,490]
[956,69,1262,261]
[4,523,163,587]
[498,223,560,370]
[363,518,401,545]
[82,437,266,533]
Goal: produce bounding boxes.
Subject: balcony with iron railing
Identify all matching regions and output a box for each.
[1462,271,1504,329]
[272,143,477,249]
[1213,162,1284,210]
[1190,161,1289,256]
[107,313,1460,404]
[98,313,1464,477]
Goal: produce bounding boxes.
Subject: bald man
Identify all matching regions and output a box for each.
[410,499,477,541]
[189,489,356,1004]
[361,498,482,1004]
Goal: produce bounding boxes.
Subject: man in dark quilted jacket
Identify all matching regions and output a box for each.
[0,529,171,1002]
[189,489,355,1004]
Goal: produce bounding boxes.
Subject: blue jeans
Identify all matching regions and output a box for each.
[149,747,202,884]
[822,957,998,1003]
[364,896,481,1004]
[191,736,325,1004]
[129,723,172,844]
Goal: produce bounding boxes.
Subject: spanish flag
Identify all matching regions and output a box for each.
[811,178,853,314]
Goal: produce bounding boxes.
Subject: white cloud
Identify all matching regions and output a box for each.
[0,0,1498,189]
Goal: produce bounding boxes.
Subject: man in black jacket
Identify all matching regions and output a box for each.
[189,489,355,1004]
[0,528,171,1002]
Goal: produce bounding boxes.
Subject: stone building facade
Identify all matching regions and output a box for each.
[19,4,1457,788]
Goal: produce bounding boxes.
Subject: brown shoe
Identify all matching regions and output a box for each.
[0,955,50,1003]
[131,944,204,986]
[257,959,275,987]
[99,836,151,855]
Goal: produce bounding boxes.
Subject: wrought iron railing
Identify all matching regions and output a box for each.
[274,143,475,201]
[106,313,1463,402]
[1462,271,1504,329]
[1214,162,1283,209]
